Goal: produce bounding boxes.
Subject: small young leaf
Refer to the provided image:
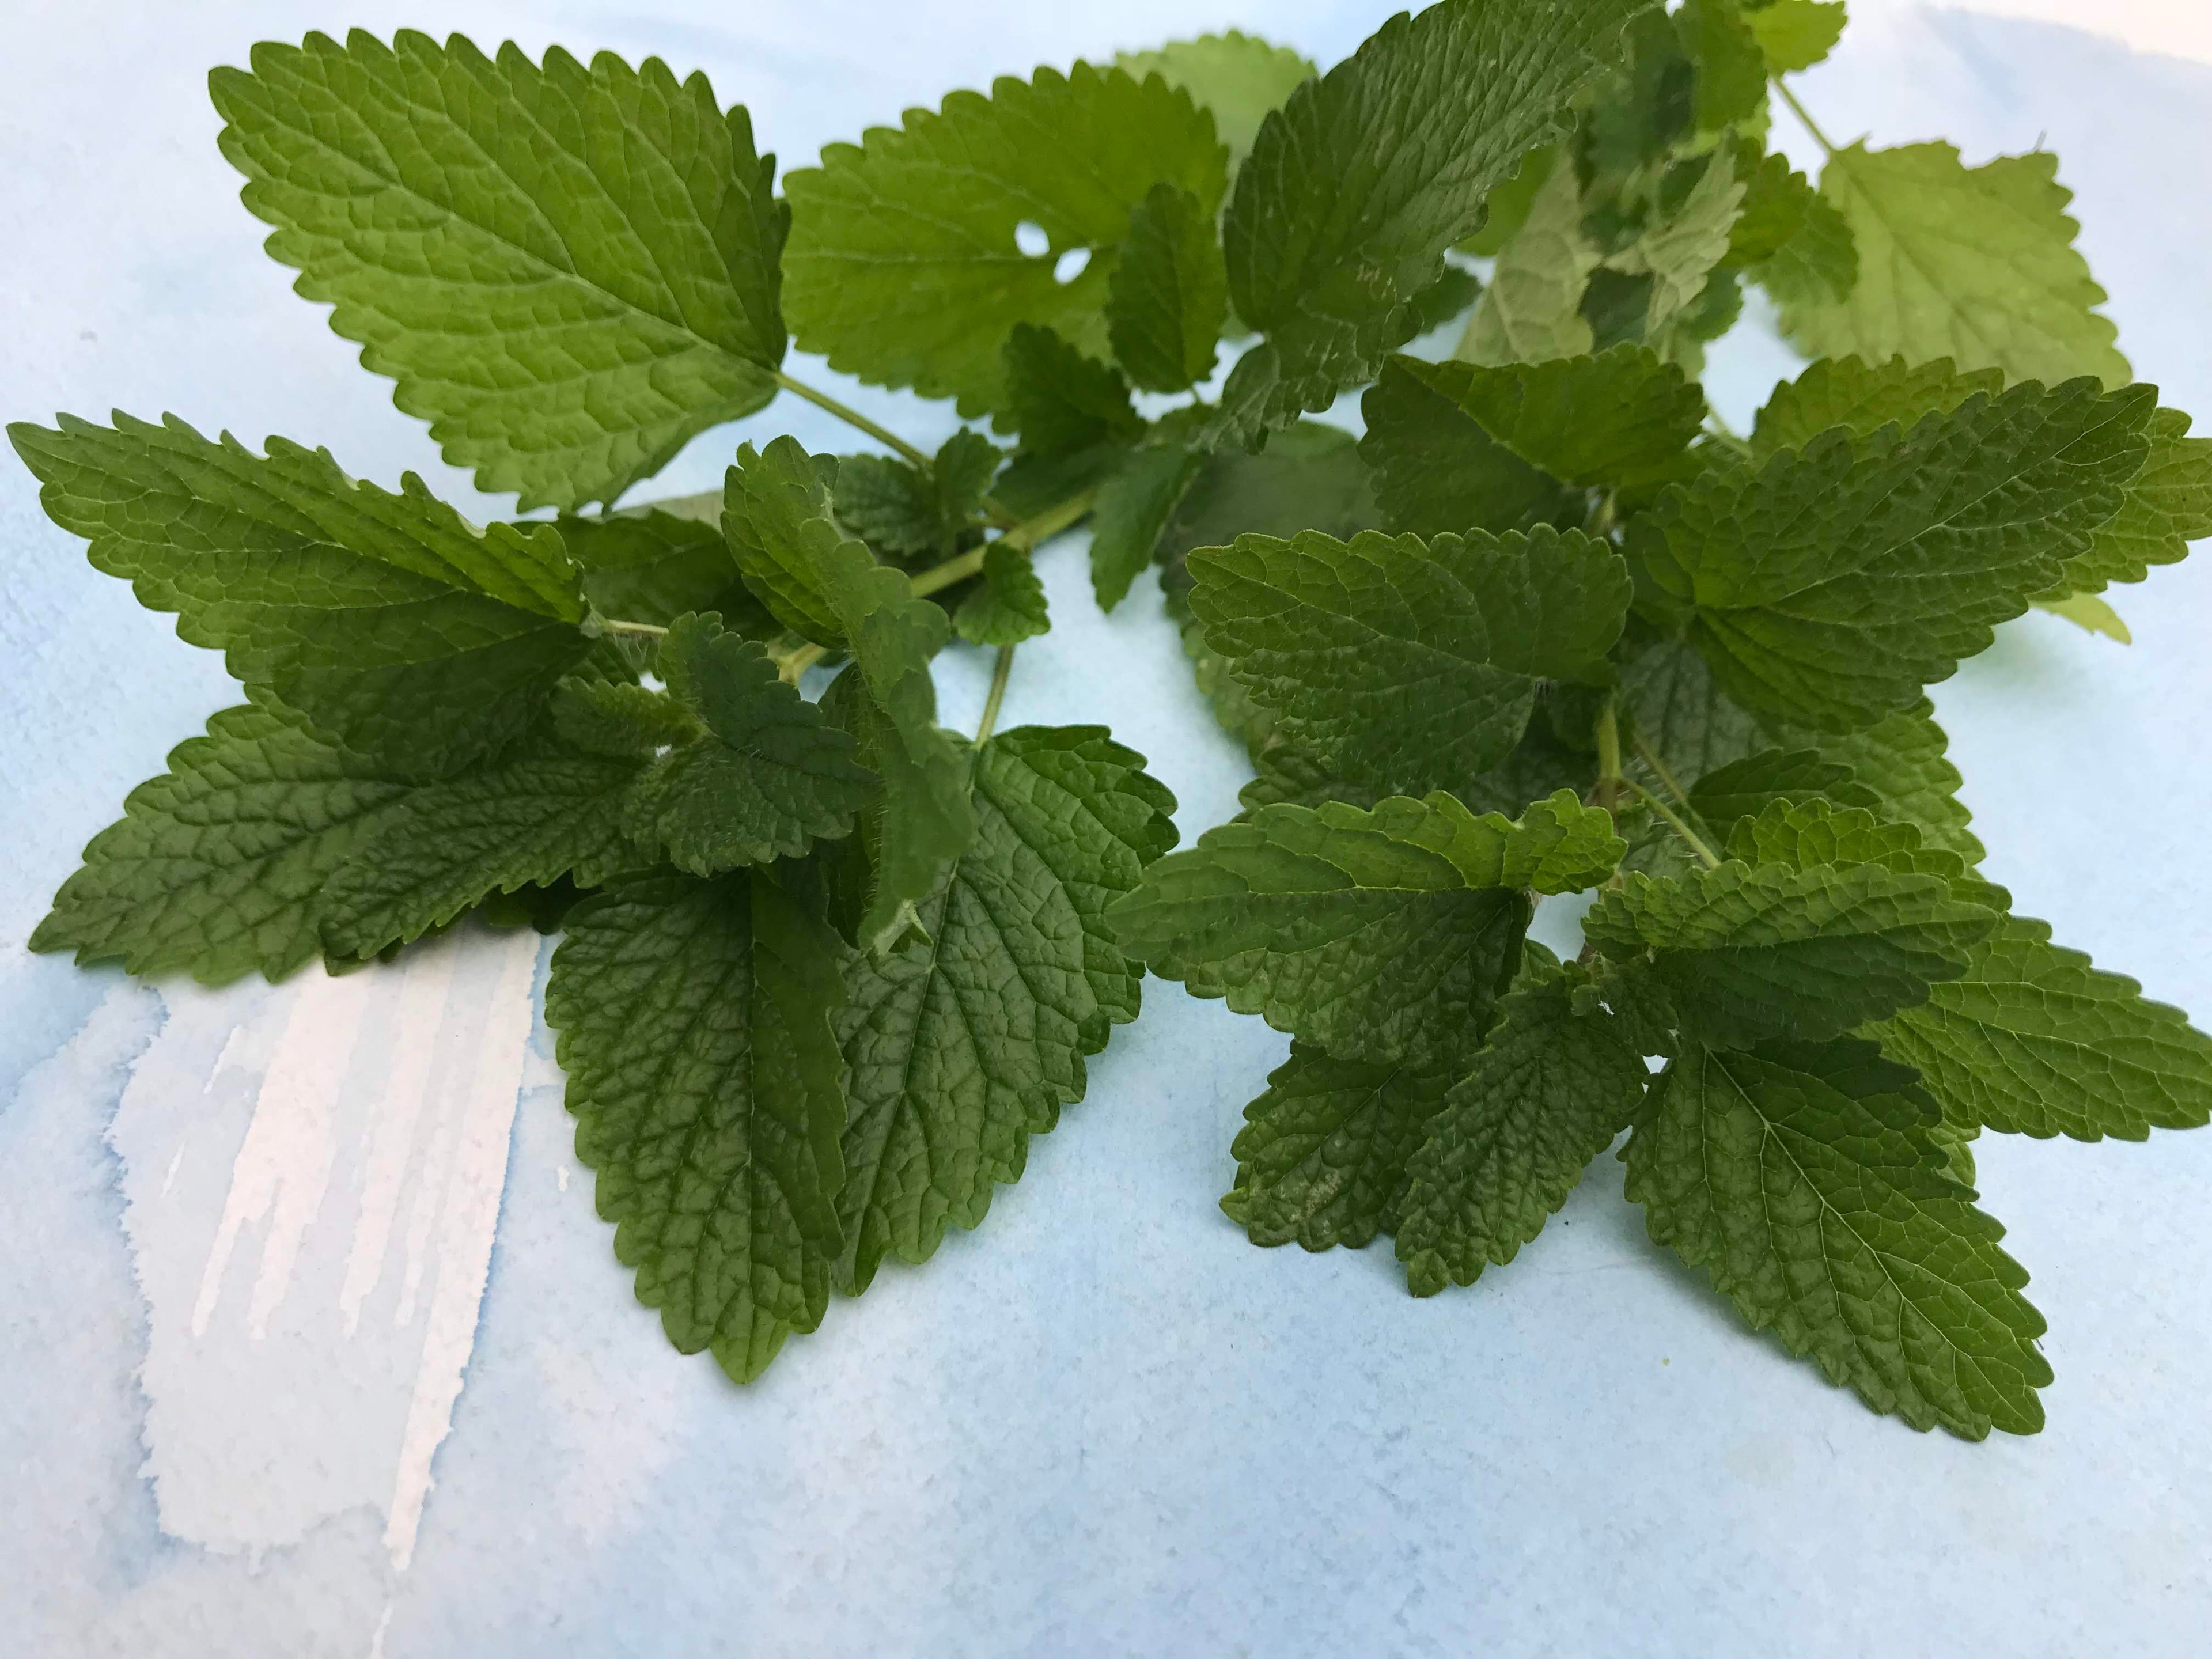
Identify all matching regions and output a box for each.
[623,612,880,876]
[213,32,786,509]
[1676,0,1767,132]
[1395,960,1650,1294]
[1115,32,1315,171]
[1685,748,1880,833]
[1728,151,1854,304]
[1108,184,1228,393]
[1750,354,2002,456]
[1223,1044,1455,1251]
[1457,161,1601,365]
[1109,790,1625,1070]
[722,435,849,645]
[783,65,1226,415]
[1779,143,2131,389]
[31,703,414,985]
[2051,407,2212,596]
[1767,696,1985,865]
[1000,324,1146,460]
[10,412,589,781]
[832,454,942,557]
[559,509,768,635]
[1225,0,1652,425]
[834,726,1177,1291]
[1189,527,1631,798]
[1604,148,1748,344]
[546,869,848,1383]
[955,543,1051,646]
[1746,0,1848,73]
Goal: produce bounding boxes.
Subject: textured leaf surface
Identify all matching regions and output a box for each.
[1585,859,1998,1046]
[32,704,412,984]
[955,544,1051,645]
[1108,184,1228,392]
[835,726,1177,1290]
[1225,0,1648,421]
[624,612,878,875]
[12,413,588,779]
[559,509,766,634]
[1396,961,1650,1294]
[1747,0,1847,72]
[1629,380,2153,730]
[1189,527,1631,797]
[1619,635,1770,785]
[783,65,1225,414]
[1110,791,1624,1069]
[722,437,848,645]
[546,870,847,1382]
[1459,144,1600,366]
[1770,697,1984,865]
[213,31,785,509]
[1624,1039,2050,1438]
[1873,916,2212,1142]
[1606,146,1747,342]
[1115,32,1314,170]
[1749,354,1999,457]
[1778,143,2130,389]
[1222,1044,1452,1251]
[2054,407,2212,596]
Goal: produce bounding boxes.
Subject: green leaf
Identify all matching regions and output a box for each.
[1720,796,2004,910]
[1778,143,2131,389]
[10,412,588,781]
[622,612,880,876]
[1627,379,2154,731]
[31,703,413,985]
[1156,422,1381,578]
[1221,1044,1454,1251]
[212,31,785,510]
[1001,324,1146,460]
[1677,0,1767,131]
[316,692,658,960]
[815,548,976,954]
[1872,916,2212,1142]
[1188,526,1631,797]
[2052,407,2212,596]
[1687,747,1880,832]
[1747,0,1847,73]
[1584,858,1999,1047]
[2035,592,2130,641]
[1618,634,1772,784]
[1729,150,1855,306]
[545,869,847,1383]
[1108,184,1228,392]
[1115,32,1315,172]
[1604,147,1748,345]
[1457,161,1600,365]
[722,435,848,646]
[1750,354,2002,457]
[1395,960,1651,1294]
[1361,349,1704,536]
[1109,790,1625,1069]
[1091,445,1203,611]
[832,455,942,558]
[1768,696,1985,865]
[834,726,1177,1291]
[783,65,1226,415]
[558,509,768,635]
[1459,145,1558,258]
[955,544,1051,646]
[1224,0,1650,423]
[1623,1038,2050,1438]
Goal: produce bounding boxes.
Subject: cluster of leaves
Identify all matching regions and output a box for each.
[17,2,2212,1429]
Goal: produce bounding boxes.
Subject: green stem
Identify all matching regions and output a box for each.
[1772,79,1838,158]
[593,616,670,639]
[1629,728,1698,816]
[776,641,827,685]
[976,646,1016,743]
[910,486,1102,597]
[773,370,934,467]
[1593,694,1626,815]
[1627,779,1722,870]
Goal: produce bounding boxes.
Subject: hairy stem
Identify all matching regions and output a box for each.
[1772,79,1839,158]
[1592,695,1626,815]
[777,641,827,685]
[911,487,1102,597]
[1628,779,1722,869]
[1629,729,1698,816]
[773,370,934,468]
[976,646,1016,743]
[592,616,670,639]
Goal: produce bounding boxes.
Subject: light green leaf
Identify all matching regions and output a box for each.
[1225,0,1650,423]
[1872,916,2212,1142]
[1396,960,1650,1294]
[783,65,1226,415]
[1605,147,1748,343]
[1458,151,1600,365]
[31,703,413,985]
[1677,0,1767,131]
[1747,0,1847,73]
[1108,184,1228,392]
[815,548,976,954]
[1779,143,2131,389]
[834,726,1177,1290]
[1109,790,1625,1069]
[1750,354,2002,457]
[2035,592,2130,641]
[1221,1043,1454,1251]
[1770,698,1984,865]
[1729,150,1857,312]
[558,509,768,635]
[1624,1037,2050,1437]
[722,435,847,646]
[1584,858,1999,1047]
[1361,349,1703,536]
[2052,407,2212,596]
[546,869,847,1383]
[1720,797,2004,910]
[955,544,1051,646]
[1091,445,1203,611]
[1188,526,1631,797]
[622,612,880,876]
[1115,31,1315,172]
[213,31,784,510]
[11,412,588,781]
[1628,379,2154,730]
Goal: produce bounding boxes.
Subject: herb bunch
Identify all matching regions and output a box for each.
[17,0,2211,1434]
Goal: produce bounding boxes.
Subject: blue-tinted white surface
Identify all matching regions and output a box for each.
[3,6,2210,1656]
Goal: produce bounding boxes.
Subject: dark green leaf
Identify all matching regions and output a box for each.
[955,543,1051,646]
[1108,184,1228,392]
[722,435,848,645]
